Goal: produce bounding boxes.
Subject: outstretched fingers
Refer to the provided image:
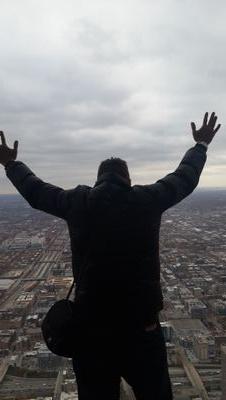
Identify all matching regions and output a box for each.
[213,124,221,134]
[203,112,208,125]
[0,131,6,146]
[14,140,18,151]
[191,122,196,133]
[208,112,217,129]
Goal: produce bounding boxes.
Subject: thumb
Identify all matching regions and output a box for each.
[14,140,19,154]
[191,122,196,134]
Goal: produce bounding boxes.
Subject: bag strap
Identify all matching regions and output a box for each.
[66,250,90,300]
[66,279,75,300]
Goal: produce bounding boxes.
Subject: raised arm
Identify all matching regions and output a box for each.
[149,112,221,213]
[0,131,69,219]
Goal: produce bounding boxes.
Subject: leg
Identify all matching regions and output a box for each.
[121,322,173,400]
[72,330,121,400]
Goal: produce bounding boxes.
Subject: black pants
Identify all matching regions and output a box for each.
[72,321,173,400]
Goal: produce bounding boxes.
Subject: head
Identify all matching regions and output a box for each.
[97,157,131,186]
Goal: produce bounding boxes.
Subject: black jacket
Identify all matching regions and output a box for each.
[5,143,207,328]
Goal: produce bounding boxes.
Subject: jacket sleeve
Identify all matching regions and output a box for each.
[5,160,70,219]
[147,143,207,213]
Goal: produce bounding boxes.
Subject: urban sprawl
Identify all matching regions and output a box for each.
[0,190,226,400]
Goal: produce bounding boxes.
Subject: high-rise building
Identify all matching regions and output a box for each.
[161,321,173,342]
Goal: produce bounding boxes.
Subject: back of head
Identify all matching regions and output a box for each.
[97,157,131,186]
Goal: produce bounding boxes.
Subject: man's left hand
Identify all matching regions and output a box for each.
[0,131,18,166]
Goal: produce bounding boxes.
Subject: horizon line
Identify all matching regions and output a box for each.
[0,186,226,196]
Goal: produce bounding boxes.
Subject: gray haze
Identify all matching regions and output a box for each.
[0,0,225,193]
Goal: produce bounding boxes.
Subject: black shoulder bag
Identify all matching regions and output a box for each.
[41,253,90,358]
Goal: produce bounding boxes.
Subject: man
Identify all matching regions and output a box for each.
[0,112,221,400]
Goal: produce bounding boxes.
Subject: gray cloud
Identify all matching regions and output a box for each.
[0,0,226,193]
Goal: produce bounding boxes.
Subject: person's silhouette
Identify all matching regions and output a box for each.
[0,112,221,400]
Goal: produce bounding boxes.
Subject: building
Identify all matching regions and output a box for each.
[193,335,216,361]
[185,299,208,319]
[120,378,136,400]
[161,321,173,342]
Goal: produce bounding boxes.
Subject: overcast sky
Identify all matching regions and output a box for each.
[0,0,225,194]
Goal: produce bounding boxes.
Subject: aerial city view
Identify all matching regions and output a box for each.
[1,1,226,399]
[0,189,226,400]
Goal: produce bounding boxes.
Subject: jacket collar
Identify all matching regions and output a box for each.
[94,172,131,188]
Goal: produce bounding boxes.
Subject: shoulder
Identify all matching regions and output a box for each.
[130,184,158,204]
[132,183,156,194]
[66,184,91,195]
[65,185,92,208]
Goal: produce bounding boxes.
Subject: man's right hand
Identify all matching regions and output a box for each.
[0,131,18,166]
[191,112,221,145]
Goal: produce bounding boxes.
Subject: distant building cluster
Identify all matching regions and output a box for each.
[0,191,226,399]
[0,234,45,251]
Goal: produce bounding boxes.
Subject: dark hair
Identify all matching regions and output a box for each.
[97,157,131,185]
